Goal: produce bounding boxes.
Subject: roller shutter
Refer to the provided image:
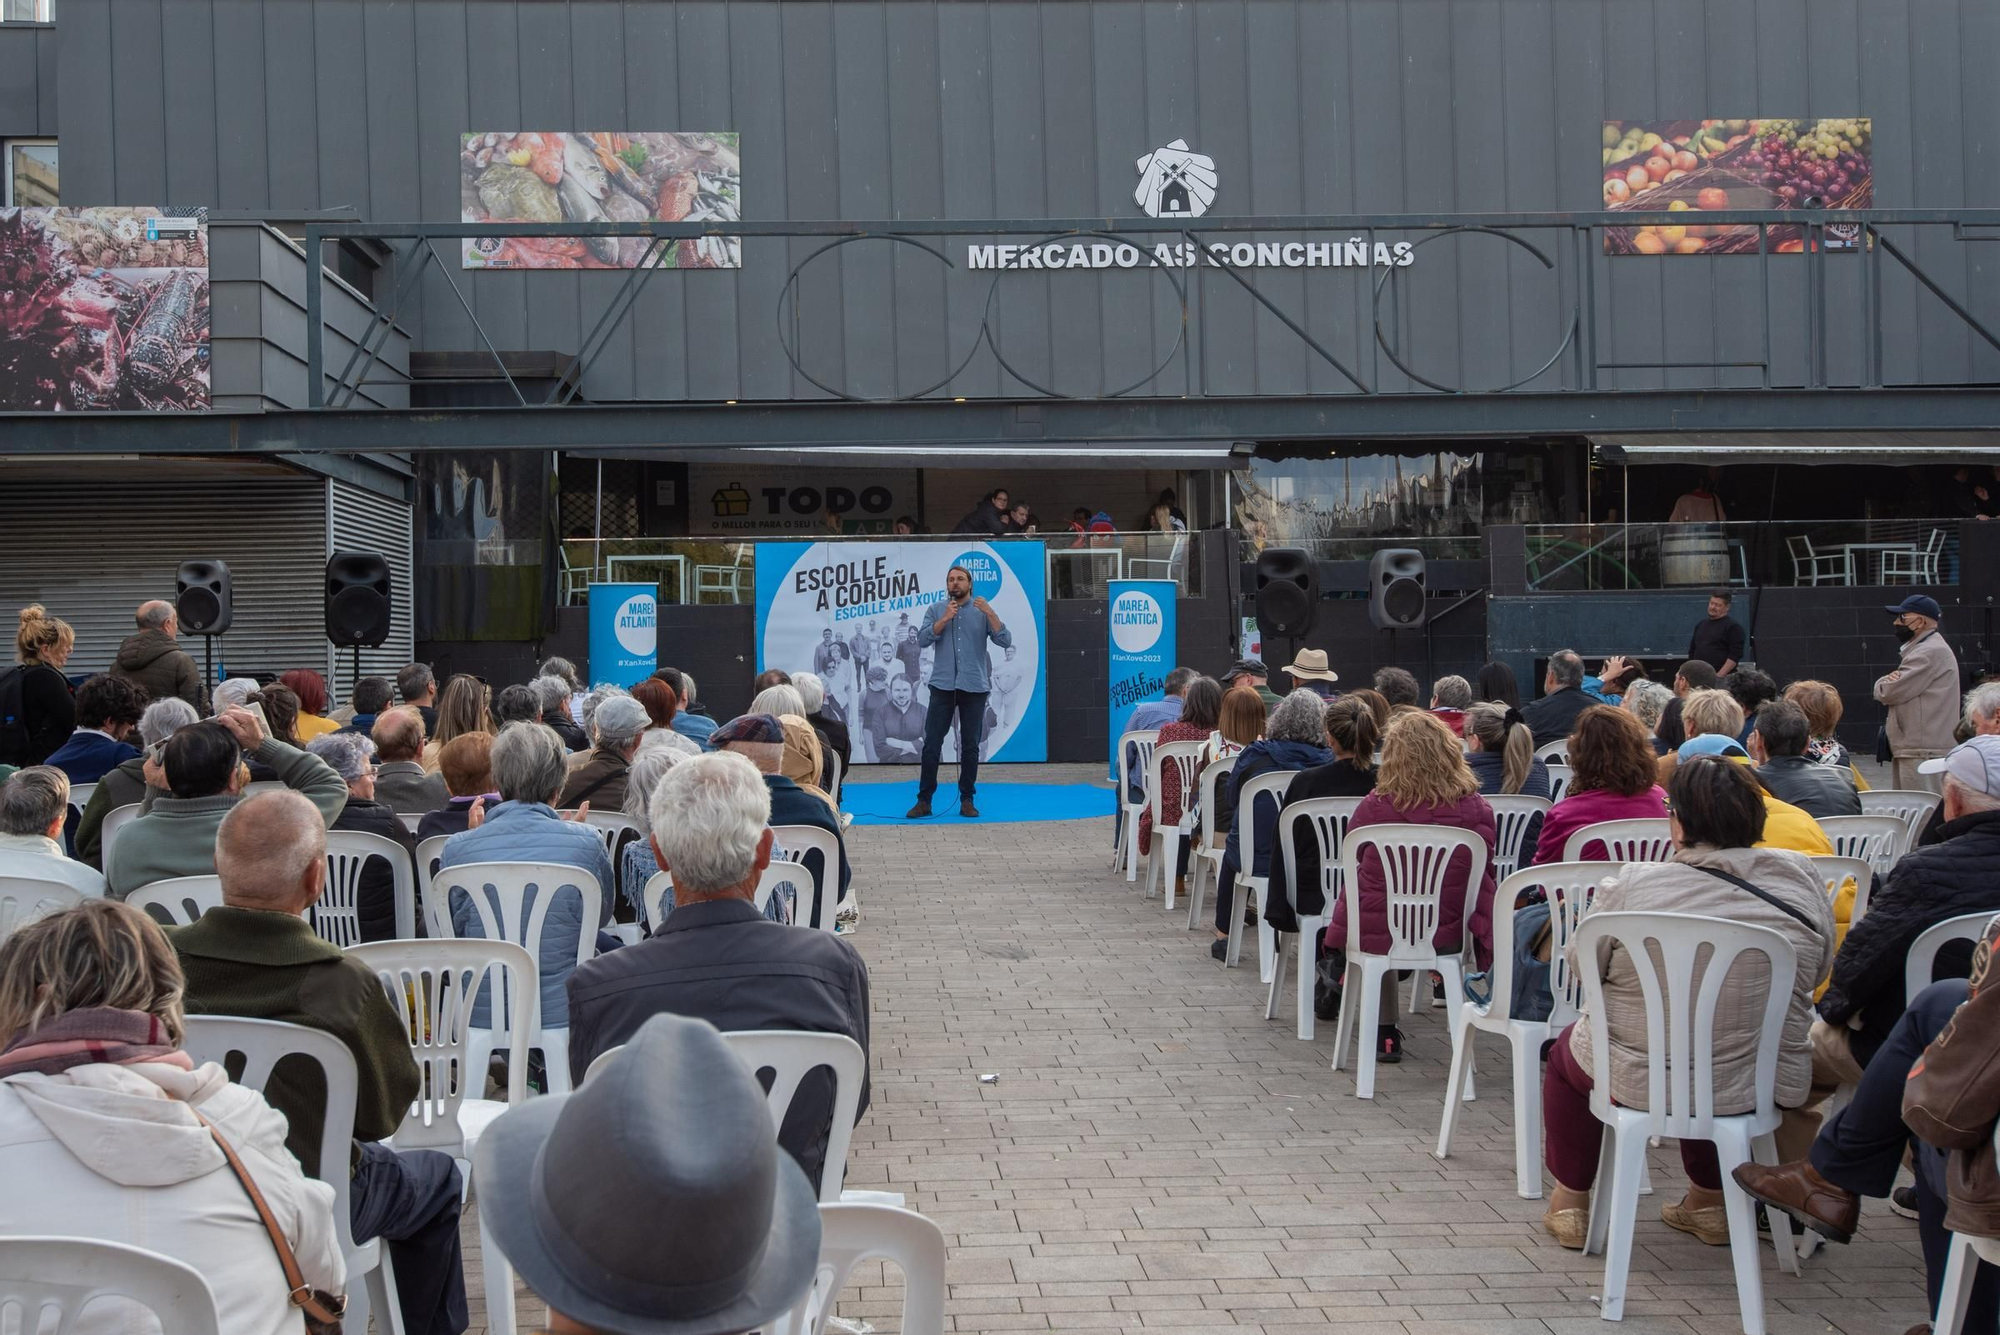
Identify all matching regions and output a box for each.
[327,480,416,700]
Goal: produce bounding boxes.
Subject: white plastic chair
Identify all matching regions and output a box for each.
[774,1203,949,1335]
[1328,824,1487,1099]
[431,860,601,1095]
[1487,794,1551,880]
[64,781,96,824]
[1905,911,1994,1005]
[320,829,416,945]
[395,812,426,836]
[181,1015,403,1335]
[1435,863,1606,1198]
[771,825,842,932]
[1532,739,1570,765]
[641,860,796,931]
[570,810,641,863]
[1545,762,1574,804]
[1859,788,1943,851]
[827,751,844,808]
[1267,797,1363,1039]
[0,846,105,897]
[349,939,536,1335]
[415,833,451,936]
[1806,854,1874,927]
[1818,813,1909,876]
[1111,729,1159,881]
[1560,817,1674,864]
[1933,1120,2000,1335]
[1183,752,1239,932]
[99,802,143,865]
[0,876,87,946]
[0,1236,221,1334]
[1142,739,1207,911]
[127,874,224,925]
[1223,770,1299,980]
[1574,911,1799,1334]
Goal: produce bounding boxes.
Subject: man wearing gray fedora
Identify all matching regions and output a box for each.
[476,1012,823,1335]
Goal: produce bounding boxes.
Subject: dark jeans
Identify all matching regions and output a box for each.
[1811,978,1996,1333]
[351,1140,469,1335]
[918,688,987,802]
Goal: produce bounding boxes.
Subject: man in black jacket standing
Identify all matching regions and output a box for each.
[1688,588,1746,674]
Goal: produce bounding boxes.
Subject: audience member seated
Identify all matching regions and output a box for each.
[566,753,871,1194]
[398,662,439,737]
[373,706,449,813]
[711,713,851,927]
[1210,690,1334,959]
[1327,712,1500,1064]
[0,766,104,894]
[1212,687,1266,763]
[1784,679,1866,777]
[558,693,648,812]
[1477,660,1521,709]
[340,674,395,737]
[652,666,718,748]
[1279,649,1340,700]
[1119,666,1196,804]
[534,674,588,751]
[796,671,850,779]
[631,677,702,758]
[211,675,260,714]
[1656,687,1747,790]
[1430,674,1473,736]
[1622,679,1674,754]
[107,707,347,899]
[1529,705,1668,867]
[476,1013,823,1335]
[437,722,616,1036]
[243,683,305,779]
[1673,658,1721,698]
[44,672,146,784]
[1813,736,2000,1095]
[492,683,542,729]
[618,744,688,924]
[1373,666,1422,715]
[1135,676,1225,901]
[1265,697,1380,942]
[1523,649,1595,747]
[1751,698,1861,818]
[309,732,420,942]
[280,669,341,741]
[175,792,467,1335]
[415,732,495,841]
[752,684,836,808]
[1464,702,1550,862]
[1538,756,1834,1249]
[1725,667,1780,742]
[74,697,198,867]
[0,899,345,1335]
[1656,695,1687,755]
[1582,655,1644,707]
[422,673,493,774]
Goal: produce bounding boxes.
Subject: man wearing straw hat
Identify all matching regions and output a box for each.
[1280,648,1340,700]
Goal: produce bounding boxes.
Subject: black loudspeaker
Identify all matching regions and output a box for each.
[325,551,392,648]
[1254,547,1318,639]
[1368,548,1427,629]
[174,559,233,636]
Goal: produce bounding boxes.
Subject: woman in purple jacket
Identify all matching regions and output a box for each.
[1326,711,1498,1064]
[1527,705,1668,866]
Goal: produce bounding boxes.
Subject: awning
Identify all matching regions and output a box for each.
[1590,431,2000,466]
[571,441,1245,469]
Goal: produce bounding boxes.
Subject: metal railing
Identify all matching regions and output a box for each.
[1526,519,1960,591]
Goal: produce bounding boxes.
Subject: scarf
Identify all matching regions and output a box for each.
[0,1007,192,1079]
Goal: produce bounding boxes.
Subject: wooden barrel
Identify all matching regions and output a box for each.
[1661,526,1729,586]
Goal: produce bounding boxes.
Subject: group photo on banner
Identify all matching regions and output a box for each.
[754,540,1049,763]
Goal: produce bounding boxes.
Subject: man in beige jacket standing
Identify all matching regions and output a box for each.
[1876,595,1961,792]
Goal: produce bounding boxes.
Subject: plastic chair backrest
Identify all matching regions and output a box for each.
[0,876,86,946]
[1818,814,1908,871]
[99,801,143,863]
[320,829,416,945]
[1904,911,1996,1005]
[127,875,223,926]
[1486,795,1552,879]
[1572,910,1796,1136]
[65,782,96,818]
[1561,818,1674,864]
[1233,770,1299,886]
[415,834,451,935]
[1806,854,1874,926]
[1859,789,1943,849]
[1276,797,1364,913]
[827,751,843,806]
[180,1015,362,1250]
[1533,740,1569,765]
[1336,823,1488,962]
[395,812,426,836]
[1545,762,1573,804]
[1115,730,1159,808]
[432,860,599,1037]
[1146,740,1208,828]
[642,861,796,930]
[1194,753,1239,851]
[1482,863,1604,1029]
[0,1236,221,1335]
[348,939,536,1152]
[776,1204,948,1335]
[770,825,841,933]
[571,810,641,863]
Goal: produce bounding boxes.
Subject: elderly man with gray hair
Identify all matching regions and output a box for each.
[566,751,872,1193]
[558,692,648,811]
[309,730,419,941]
[72,696,200,868]
[533,674,588,751]
[1429,673,1473,737]
[0,765,103,894]
[109,598,205,711]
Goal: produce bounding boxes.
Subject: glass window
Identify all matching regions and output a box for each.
[5,141,57,207]
[0,1,53,23]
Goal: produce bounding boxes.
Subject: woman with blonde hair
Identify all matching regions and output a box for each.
[5,603,77,767]
[1326,711,1499,1063]
[0,900,345,1333]
[1655,686,1748,789]
[422,673,494,772]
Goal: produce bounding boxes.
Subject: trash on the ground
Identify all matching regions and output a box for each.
[979,1073,999,1084]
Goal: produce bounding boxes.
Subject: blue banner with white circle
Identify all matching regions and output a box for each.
[587,582,659,687]
[1108,580,1178,764]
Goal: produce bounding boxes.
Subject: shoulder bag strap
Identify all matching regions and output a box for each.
[569,759,624,807]
[1691,862,1821,935]
[194,1109,348,1326]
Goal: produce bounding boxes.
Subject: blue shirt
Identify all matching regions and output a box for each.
[917,598,1014,693]
[1117,696,1186,788]
[675,712,719,749]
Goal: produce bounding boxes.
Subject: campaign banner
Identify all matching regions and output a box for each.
[754,540,1047,764]
[1108,580,1178,765]
[587,583,658,687]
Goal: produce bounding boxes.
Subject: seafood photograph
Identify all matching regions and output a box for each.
[0,206,210,411]
[460,131,742,269]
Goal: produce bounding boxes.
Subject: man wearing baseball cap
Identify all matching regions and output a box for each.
[1877,594,1960,791]
[1222,658,1282,713]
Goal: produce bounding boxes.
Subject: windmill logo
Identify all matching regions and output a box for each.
[1134,139,1217,218]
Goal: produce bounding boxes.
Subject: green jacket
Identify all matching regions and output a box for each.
[105,737,347,898]
[172,906,418,1178]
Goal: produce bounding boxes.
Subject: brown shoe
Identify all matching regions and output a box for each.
[1730,1160,1860,1244]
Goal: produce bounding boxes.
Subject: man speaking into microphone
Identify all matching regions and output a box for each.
[907,565,1012,819]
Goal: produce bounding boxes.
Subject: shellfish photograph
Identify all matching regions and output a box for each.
[460,131,742,269]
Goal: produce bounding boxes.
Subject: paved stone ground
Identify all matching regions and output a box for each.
[460,761,1929,1335]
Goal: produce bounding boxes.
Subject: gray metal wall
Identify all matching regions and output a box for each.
[0,22,56,138]
[36,0,2000,402]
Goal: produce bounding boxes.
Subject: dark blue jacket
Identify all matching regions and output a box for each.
[1218,738,1335,890]
[765,774,850,926]
[45,730,141,785]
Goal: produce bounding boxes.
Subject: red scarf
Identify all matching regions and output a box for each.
[0,1007,190,1079]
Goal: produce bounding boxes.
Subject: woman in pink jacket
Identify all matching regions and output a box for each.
[1325,712,1497,1064]
[1528,705,1669,866]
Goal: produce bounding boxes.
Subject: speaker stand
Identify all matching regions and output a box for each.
[203,636,215,709]
[351,644,362,703]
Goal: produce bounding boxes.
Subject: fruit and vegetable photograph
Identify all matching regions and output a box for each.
[1599,118,1871,256]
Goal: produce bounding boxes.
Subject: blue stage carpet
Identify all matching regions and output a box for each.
[841,781,1110,826]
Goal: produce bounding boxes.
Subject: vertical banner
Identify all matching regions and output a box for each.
[587,583,658,686]
[754,540,1047,763]
[1108,580,1178,764]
